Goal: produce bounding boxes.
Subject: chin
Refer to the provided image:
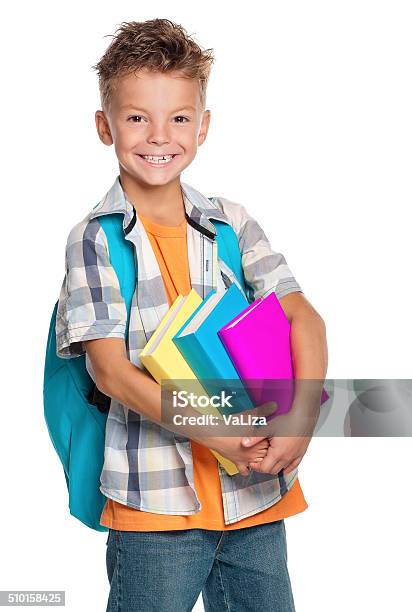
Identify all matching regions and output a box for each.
[129,171,180,187]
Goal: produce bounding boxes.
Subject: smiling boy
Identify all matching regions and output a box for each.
[55,18,327,612]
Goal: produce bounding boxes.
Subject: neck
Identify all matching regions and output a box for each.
[119,168,186,225]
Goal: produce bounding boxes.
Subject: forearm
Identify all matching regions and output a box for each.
[291,311,328,378]
[97,359,230,450]
[288,311,328,431]
[255,311,329,439]
[98,359,162,422]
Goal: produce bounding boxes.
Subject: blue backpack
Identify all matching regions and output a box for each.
[43,210,250,532]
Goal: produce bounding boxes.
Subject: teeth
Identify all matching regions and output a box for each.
[141,154,174,164]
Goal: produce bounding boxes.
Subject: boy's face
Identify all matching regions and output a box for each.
[95,69,211,187]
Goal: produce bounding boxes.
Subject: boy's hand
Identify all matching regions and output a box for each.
[205,436,270,476]
[244,434,311,476]
[240,394,321,475]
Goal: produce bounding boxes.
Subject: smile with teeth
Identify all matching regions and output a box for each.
[138,154,177,165]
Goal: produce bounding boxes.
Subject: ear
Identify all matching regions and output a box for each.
[95,110,113,146]
[198,109,211,146]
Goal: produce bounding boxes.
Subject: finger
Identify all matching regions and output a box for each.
[247,460,263,471]
[250,454,278,474]
[283,457,301,475]
[250,461,285,476]
[249,457,264,463]
[237,463,250,476]
[250,441,269,454]
[248,460,264,472]
[246,453,266,463]
[270,460,286,475]
[241,436,267,447]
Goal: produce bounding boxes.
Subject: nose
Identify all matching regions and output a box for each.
[147,121,171,146]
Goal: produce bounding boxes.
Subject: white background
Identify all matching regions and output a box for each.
[1,1,411,610]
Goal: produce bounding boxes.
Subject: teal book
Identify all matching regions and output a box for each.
[172,283,254,415]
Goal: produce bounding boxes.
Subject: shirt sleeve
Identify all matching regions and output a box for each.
[213,196,303,301]
[55,217,127,359]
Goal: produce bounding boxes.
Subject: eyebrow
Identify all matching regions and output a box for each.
[120,104,197,113]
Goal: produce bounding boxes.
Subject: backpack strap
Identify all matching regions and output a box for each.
[99,213,137,336]
[208,198,254,303]
[87,214,137,413]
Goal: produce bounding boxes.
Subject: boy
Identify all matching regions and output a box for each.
[55,18,327,612]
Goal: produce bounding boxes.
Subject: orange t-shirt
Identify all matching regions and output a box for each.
[99,212,308,531]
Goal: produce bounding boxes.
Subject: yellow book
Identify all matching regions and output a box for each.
[140,289,238,476]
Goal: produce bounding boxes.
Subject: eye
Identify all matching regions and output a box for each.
[174,116,190,123]
[127,115,145,123]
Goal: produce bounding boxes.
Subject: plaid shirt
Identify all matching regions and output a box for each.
[56,176,303,525]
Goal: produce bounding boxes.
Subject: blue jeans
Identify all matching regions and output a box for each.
[105,519,296,611]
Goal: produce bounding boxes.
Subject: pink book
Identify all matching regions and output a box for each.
[218,292,329,419]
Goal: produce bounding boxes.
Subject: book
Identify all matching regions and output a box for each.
[172,283,255,416]
[139,289,239,475]
[218,290,329,419]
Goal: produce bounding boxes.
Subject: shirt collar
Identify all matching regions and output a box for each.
[89,175,230,239]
